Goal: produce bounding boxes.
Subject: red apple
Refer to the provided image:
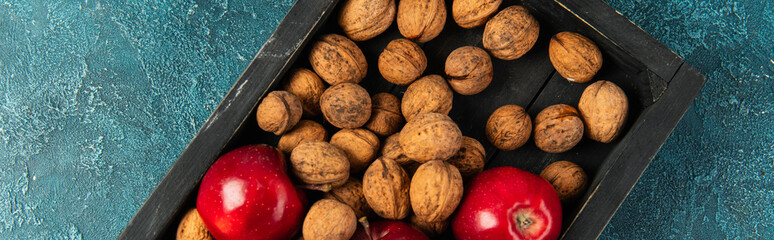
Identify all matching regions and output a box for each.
[351,219,429,240]
[452,166,562,240]
[197,145,306,240]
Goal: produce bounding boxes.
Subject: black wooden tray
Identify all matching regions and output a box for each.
[119,0,705,239]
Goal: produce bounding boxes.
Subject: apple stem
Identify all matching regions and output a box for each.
[516,214,533,230]
[297,183,332,192]
[358,217,373,240]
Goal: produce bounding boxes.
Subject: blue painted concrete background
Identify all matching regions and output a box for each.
[0,0,771,239]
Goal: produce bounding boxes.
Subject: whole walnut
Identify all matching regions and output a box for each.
[445,46,493,95]
[381,132,413,165]
[409,214,448,237]
[549,32,603,83]
[486,105,532,150]
[278,120,329,154]
[330,128,380,173]
[324,178,372,218]
[378,39,427,85]
[540,161,588,204]
[578,81,628,143]
[256,91,303,135]
[303,199,357,240]
[309,34,368,85]
[397,0,446,43]
[452,0,502,28]
[483,6,540,60]
[283,68,326,117]
[410,160,463,222]
[320,83,372,129]
[401,75,453,122]
[362,157,411,220]
[177,208,214,240]
[400,112,462,162]
[365,93,405,137]
[338,0,396,41]
[290,141,350,188]
[446,136,486,176]
[533,104,584,153]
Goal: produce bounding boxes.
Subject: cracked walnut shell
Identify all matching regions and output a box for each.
[338,0,396,41]
[483,6,540,60]
[533,104,584,153]
[256,91,303,135]
[309,34,368,85]
[549,32,603,83]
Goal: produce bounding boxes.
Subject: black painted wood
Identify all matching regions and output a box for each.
[117,1,338,239]
[121,0,707,239]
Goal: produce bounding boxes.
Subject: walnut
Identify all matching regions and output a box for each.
[309,34,368,85]
[549,32,603,83]
[176,208,214,240]
[381,132,413,165]
[378,38,427,85]
[483,6,540,60]
[409,214,449,237]
[397,0,446,43]
[486,105,532,150]
[533,104,584,153]
[283,68,326,117]
[447,136,486,176]
[578,81,628,143]
[290,141,350,188]
[540,161,588,204]
[401,75,453,122]
[324,178,372,218]
[410,160,463,222]
[256,91,303,135]
[278,120,328,154]
[452,0,502,28]
[320,83,372,129]
[400,112,462,162]
[303,199,357,240]
[365,93,405,137]
[338,0,396,41]
[362,157,411,220]
[445,46,493,95]
[330,128,380,173]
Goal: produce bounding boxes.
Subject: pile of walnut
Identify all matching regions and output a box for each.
[180,0,630,239]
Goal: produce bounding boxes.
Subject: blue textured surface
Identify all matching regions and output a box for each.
[0,0,771,239]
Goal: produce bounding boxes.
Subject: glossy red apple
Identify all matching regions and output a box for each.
[351,219,429,240]
[197,144,306,240]
[452,166,562,240]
